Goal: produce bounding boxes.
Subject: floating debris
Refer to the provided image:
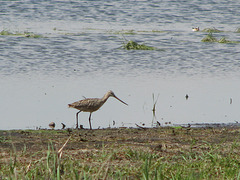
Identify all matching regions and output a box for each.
[61,123,66,129]
[135,123,147,130]
[185,94,189,100]
[156,121,161,127]
[49,122,55,129]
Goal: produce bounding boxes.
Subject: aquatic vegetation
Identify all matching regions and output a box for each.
[111,29,166,35]
[151,30,166,33]
[152,93,159,114]
[201,33,218,42]
[112,29,136,35]
[0,30,14,35]
[137,30,166,33]
[235,28,240,33]
[0,30,43,38]
[218,37,239,43]
[24,32,43,38]
[201,33,239,43]
[202,28,223,33]
[123,40,156,50]
[152,93,159,127]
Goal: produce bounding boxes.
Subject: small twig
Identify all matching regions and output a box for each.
[61,123,66,129]
[135,123,147,130]
[58,136,71,158]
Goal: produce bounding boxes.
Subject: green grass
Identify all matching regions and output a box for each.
[2,142,240,179]
[218,37,239,43]
[201,33,240,43]
[2,128,240,179]
[0,30,43,38]
[202,28,223,33]
[201,33,218,42]
[0,30,14,35]
[235,28,240,33]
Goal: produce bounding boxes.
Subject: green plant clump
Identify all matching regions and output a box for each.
[24,32,43,38]
[123,40,156,50]
[218,37,239,43]
[235,28,240,33]
[201,33,239,43]
[0,30,43,38]
[2,128,240,179]
[0,30,14,35]
[202,28,223,33]
[218,37,231,43]
[201,33,218,42]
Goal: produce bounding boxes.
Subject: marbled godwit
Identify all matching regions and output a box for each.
[68,90,128,129]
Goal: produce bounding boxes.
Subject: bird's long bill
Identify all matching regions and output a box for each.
[114,96,128,105]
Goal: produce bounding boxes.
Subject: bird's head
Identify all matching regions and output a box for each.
[107,90,128,105]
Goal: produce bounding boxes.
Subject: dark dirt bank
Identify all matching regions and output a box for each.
[1,126,240,160]
[1,126,240,179]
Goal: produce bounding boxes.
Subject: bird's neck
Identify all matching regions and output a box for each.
[102,93,110,102]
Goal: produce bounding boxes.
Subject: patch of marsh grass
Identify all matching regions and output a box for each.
[201,33,239,43]
[202,27,223,33]
[2,129,240,179]
[111,29,137,35]
[201,33,218,42]
[0,30,14,35]
[235,28,240,33]
[218,37,239,43]
[122,40,156,50]
[0,30,43,38]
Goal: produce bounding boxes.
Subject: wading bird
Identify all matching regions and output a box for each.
[68,90,128,129]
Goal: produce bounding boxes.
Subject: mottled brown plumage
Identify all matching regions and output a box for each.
[68,90,128,129]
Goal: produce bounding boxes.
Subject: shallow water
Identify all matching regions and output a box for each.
[1,0,240,130]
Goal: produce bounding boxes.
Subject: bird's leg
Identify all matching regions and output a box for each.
[76,111,81,129]
[89,112,92,130]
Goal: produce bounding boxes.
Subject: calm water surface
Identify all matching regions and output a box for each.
[1,0,240,129]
